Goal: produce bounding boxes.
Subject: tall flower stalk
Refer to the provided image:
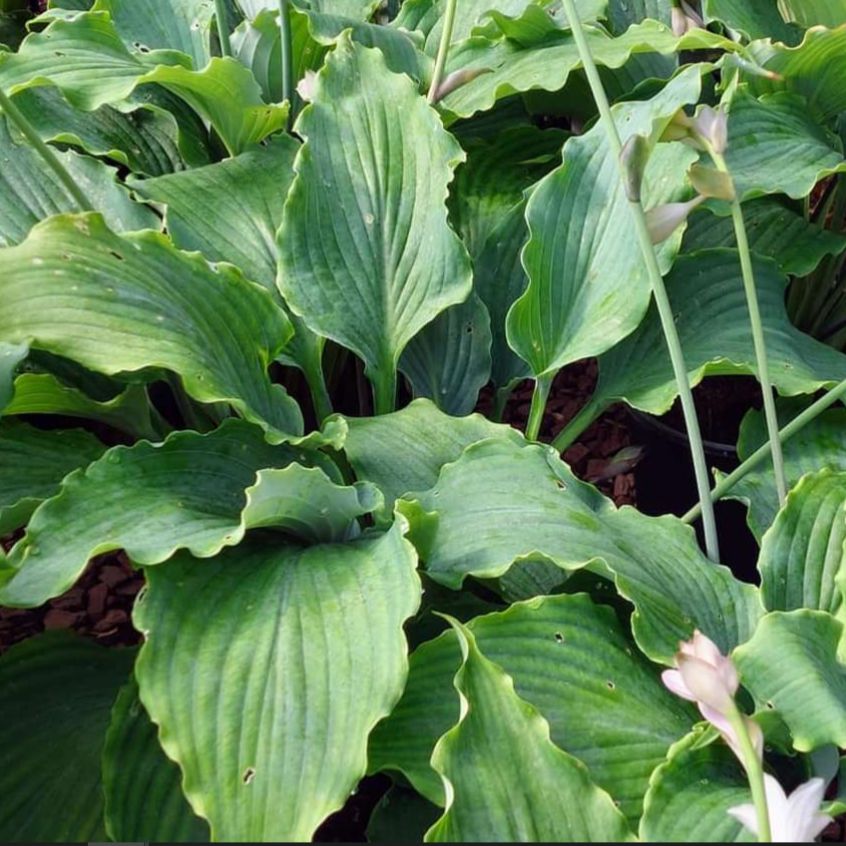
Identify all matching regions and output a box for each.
[427,0,459,103]
[559,0,720,561]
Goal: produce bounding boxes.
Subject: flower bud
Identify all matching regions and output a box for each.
[432,67,493,103]
[620,133,650,202]
[645,196,705,244]
[692,104,728,154]
[688,164,735,200]
[296,70,318,103]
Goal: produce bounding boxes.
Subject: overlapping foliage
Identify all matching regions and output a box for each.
[2,0,846,841]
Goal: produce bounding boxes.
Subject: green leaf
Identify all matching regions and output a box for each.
[0,420,343,607]
[682,198,846,277]
[605,0,670,33]
[4,373,157,439]
[733,610,846,751]
[0,13,285,155]
[396,436,763,660]
[0,341,28,410]
[129,135,298,293]
[278,36,472,408]
[102,678,210,842]
[369,593,695,821]
[588,249,846,424]
[0,419,105,534]
[91,0,214,69]
[0,116,158,247]
[141,58,288,156]
[134,522,420,841]
[728,402,846,539]
[777,0,846,29]
[640,730,752,842]
[14,85,208,176]
[0,632,136,841]
[507,66,701,380]
[725,90,846,200]
[758,470,846,615]
[747,27,846,124]
[0,213,302,439]
[424,618,633,841]
[340,398,522,518]
[438,21,733,120]
[399,293,492,416]
[702,0,800,44]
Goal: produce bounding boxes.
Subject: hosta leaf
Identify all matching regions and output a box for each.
[682,198,846,277]
[0,632,136,841]
[586,250,846,426]
[0,341,28,410]
[399,293,492,416]
[397,437,763,660]
[0,419,105,534]
[725,90,846,200]
[129,135,299,292]
[507,66,701,380]
[605,0,670,32]
[733,610,846,751]
[438,20,733,120]
[103,678,209,842]
[278,36,472,409]
[241,464,381,542]
[758,470,846,615]
[425,619,633,841]
[133,523,420,841]
[5,373,157,440]
[369,593,694,822]
[0,117,157,247]
[0,213,302,438]
[0,14,285,155]
[728,402,846,539]
[11,86,191,176]
[640,730,752,842]
[777,0,846,30]
[0,420,347,607]
[702,0,799,44]
[340,398,522,518]
[91,0,214,70]
[747,27,846,123]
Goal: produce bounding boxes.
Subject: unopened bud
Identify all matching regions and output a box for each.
[660,108,694,143]
[432,67,493,102]
[645,196,706,244]
[692,104,728,154]
[671,0,703,35]
[688,164,735,200]
[620,133,650,202]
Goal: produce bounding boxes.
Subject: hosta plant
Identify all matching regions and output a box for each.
[3,0,846,842]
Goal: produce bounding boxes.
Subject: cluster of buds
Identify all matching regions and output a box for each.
[663,631,832,842]
[621,104,734,244]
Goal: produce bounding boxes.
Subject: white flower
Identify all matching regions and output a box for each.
[728,775,832,842]
[662,630,763,767]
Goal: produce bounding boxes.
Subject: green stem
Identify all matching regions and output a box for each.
[426,0,458,103]
[551,393,606,452]
[278,0,293,128]
[491,384,513,423]
[708,147,786,506]
[561,0,719,561]
[214,0,231,57]
[726,705,771,842]
[525,374,552,441]
[302,358,333,424]
[682,376,846,523]
[371,368,397,416]
[0,87,92,211]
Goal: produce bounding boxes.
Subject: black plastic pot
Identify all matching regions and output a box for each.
[627,408,760,583]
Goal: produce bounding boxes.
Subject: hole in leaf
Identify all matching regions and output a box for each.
[553,632,564,644]
[606,680,615,690]
[109,250,125,261]
[765,701,775,710]
[242,767,256,785]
